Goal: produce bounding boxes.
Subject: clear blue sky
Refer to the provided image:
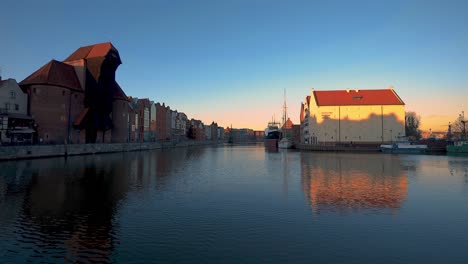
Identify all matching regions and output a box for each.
[1,0,467,130]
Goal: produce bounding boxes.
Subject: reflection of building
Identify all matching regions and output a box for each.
[301,88,405,144]
[301,153,408,213]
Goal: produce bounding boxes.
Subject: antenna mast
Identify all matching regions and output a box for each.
[282,89,288,126]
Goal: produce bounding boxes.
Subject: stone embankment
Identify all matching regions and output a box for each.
[297,143,381,152]
[0,141,218,161]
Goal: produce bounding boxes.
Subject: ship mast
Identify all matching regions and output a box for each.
[282,89,288,127]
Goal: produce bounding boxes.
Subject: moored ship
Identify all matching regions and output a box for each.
[265,119,281,148]
[447,141,468,154]
[380,142,427,154]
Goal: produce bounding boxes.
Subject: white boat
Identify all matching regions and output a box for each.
[278,137,293,149]
[380,142,427,154]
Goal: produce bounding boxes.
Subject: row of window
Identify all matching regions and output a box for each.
[3,103,19,111]
[32,88,79,99]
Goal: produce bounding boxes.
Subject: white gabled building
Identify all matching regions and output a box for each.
[301,87,405,144]
[0,78,35,144]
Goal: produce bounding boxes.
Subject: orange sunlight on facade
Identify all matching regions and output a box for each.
[301,87,405,144]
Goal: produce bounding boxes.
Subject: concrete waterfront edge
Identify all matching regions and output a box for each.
[0,141,218,161]
[296,143,381,152]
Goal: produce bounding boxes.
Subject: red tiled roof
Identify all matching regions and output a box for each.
[19,60,82,92]
[283,118,294,129]
[313,89,404,106]
[300,103,305,122]
[74,107,89,126]
[64,42,120,62]
[112,81,129,101]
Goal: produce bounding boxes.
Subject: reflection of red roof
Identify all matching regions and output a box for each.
[313,89,404,106]
[19,60,82,92]
[64,42,120,63]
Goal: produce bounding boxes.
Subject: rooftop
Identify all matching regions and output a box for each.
[312,88,404,106]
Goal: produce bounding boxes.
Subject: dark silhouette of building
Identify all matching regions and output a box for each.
[20,42,129,144]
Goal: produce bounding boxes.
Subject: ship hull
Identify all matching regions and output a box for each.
[265,138,279,148]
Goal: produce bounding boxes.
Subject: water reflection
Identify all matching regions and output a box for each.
[0,154,133,262]
[301,153,408,214]
[0,147,206,263]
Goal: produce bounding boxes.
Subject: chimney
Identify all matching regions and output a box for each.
[346,88,350,93]
[355,88,359,92]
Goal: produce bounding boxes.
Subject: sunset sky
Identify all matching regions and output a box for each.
[1,0,467,131]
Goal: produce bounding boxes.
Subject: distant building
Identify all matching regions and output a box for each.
[20,42,129,144]
[129,97,151,142]
[210,122,218,141]
[170,110,177,139]
[189,119,205,141]
[218,127,225,141]
[165,106,172,141]
[175,112,188,141]
[205,123,212,140]
[127,101,138,142]
[227,128,255,142]
[0,78,35,144]
[156,103,170,141]
[149,101,156,141]
[301,88,405,144]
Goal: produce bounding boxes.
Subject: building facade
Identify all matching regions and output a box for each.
[20,42,129,144]
[0,78,34,144]
[301,88,405,144]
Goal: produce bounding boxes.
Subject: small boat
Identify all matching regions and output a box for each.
[278,137,293,149]
[380,142,427,154]
[447,141,468,154]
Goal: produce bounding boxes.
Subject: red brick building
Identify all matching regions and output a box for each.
[20,42,129,144]
[129,97,151,142]
[156,102,171,141]
[20,60,85,144]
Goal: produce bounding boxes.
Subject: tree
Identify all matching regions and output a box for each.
[405,112,421,140]
[452,111,467,138]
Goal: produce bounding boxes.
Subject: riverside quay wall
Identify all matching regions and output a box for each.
[0,141,217,161]
[297,143,381,152]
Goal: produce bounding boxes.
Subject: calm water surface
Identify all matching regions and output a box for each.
[1,145,468,263]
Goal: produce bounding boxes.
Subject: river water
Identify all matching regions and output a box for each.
[1,144,468,263]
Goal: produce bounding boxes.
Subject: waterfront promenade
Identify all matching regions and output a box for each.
[0,141,217,161]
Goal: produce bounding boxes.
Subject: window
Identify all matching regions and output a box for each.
[33,88,37,94]
[4,103,10,110]
[10,91,16,99]
[15,104,19,111]
[62,90,66,96]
